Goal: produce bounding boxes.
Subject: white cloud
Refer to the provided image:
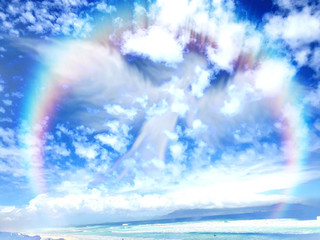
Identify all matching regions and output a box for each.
[167,82,185,100]
[164,130,179,141]
[46,143,70,157]
[207,22,245,71]
[265,8,320,49]
[273,0,302,10]
[303,83,320,107]
[165,81,190,117]
[56,124,73,136]
[73,142,99,160]
[2,99,12,106]
[105,120,130,136]
[314,118,320,132]
[21,11,36,24]
[308,133,320,152]
[0,0,93,37]
[96,2,116,13]
[95,121,131,154]
[191,66,211,98]
[0,147,24,178]
[11,92,23,98]
[264,3,320,74]
[221,95,241,116]
[155,0,190,28]
[146,99,169,117]
[155,0,211,33]
[0,128,25,177]
[309,47,320,76]
[95,133,128,154]
[122,26,184,63]
[254,59,295,97]
[170,142,186,162]
[293,48,311,67]
[1,158,318,231]
[7,4,19,16]
[185,119,208,137]
[190,140,214,168]
[0,117,12,123]
[171,101,189,117]
[0,12,6,21]
[0,127,15,146]
[220,83,255,117]
[104,104,137,120]
[242,35,262,55]
[133,95,148,108]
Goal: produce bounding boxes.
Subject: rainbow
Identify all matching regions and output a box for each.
[270,88,308,218]
[19,2,308,220]
[19,39,113,193]
[20,56,73,194]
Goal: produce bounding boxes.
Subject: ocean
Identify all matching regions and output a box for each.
[31,218,320,240]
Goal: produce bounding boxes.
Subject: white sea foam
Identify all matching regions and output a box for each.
[20,219,320,240]
[109,219,320,235]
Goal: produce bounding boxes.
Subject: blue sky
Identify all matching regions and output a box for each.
[0,0,320,231]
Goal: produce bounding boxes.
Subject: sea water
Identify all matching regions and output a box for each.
[43,218,320,240]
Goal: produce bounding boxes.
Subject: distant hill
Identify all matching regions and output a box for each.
[80,203,320,228]
[161,203,320,221]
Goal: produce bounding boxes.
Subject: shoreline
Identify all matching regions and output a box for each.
[9,218,320,240]
[21,232,159,240]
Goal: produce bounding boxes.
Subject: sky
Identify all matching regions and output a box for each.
[0,0,320,232]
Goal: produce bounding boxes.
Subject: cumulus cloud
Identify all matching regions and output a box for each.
[104,104,137,121]
[73,141,99,160]
[221,86,242,116]
[0,0,105,37]
[191,66,211,98]
[122,26,184,63]
[95,1,116,13]
[170,142,186,162]
[1,144,319,231]
[0,127,15,146]
[46,143,70,157]
[95,132,129,154]
[293,48,311,67]
[146,99,169,117]
[0,127,25,177]
[303,83,320,108]
[265,7,320,48]
[309,47,320,76]
[264,2,320,74]
[253,59,295,97]
[207,22,245,71]
[185,119,208,138]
